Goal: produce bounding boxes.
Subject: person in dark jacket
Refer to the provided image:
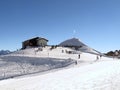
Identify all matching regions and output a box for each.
[78,54,80,59]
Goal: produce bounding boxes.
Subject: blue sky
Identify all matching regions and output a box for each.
[0,0,120,53]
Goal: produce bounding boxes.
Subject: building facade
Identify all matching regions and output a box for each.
[22,37,48,49]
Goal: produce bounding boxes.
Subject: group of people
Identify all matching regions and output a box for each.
[76,54,102,64]
[78,54,102,61]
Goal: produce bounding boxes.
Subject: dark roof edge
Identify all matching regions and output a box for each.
[22,37,48,43]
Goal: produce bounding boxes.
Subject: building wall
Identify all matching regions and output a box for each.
[37,39,47,46]
[22,41,29,49]
[22,38,48,49]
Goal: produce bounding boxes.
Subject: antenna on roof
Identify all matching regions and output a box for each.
[73,30,76,38]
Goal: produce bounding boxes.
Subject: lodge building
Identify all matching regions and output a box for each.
[22,37,48,49]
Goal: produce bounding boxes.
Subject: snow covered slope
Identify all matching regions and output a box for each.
[0,50,11,55]
[0,46,108,80]
[8,46,102,62]
[59,38,101,54]
[0,45,118,90]
[0,56,73,80]
[59,38,86,46]
[0,59,120,90]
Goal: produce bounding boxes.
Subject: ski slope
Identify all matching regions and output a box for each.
[0,46,112,80]
[0,46,119,90]
[0,46,78,80]
[0,59,120,90]
[8,46,101,61]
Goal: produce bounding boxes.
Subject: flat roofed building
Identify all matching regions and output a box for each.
[22,37,48,49]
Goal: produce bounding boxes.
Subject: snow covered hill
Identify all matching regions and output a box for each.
[0,37,119,90]
[59,38,101,55]
[0,46,106,80]
[0,46,79,80]
[59,38,86,46]
[0,50,11,55]
[0,45,119,90]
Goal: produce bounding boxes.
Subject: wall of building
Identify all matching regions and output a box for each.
[37,39,47,46]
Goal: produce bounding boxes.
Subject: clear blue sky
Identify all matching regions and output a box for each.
[0,0,120,53]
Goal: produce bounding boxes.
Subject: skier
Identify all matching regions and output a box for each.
[62,50,64,53]
[75,60,78,65]
[96,55,99,60]
[100,54,102,59]
[78,54,80,59]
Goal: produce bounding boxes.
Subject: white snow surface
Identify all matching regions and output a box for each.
[0,46,100,80]
[0,46,119,90]
[59,38,85,46]
[0,60,120,90]
[59,38,100,54]
[0,47,78,80]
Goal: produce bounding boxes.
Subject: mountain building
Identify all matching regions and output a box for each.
[22,37,48,49]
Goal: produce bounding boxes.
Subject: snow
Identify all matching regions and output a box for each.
[0,56,74,80]
[8,46,98,61]
[0,50,11,55]
[0,60,120,90]
[59,38,86,46]
[0,46,119,90]
[59,38,100,54]
[0,46,82,80]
